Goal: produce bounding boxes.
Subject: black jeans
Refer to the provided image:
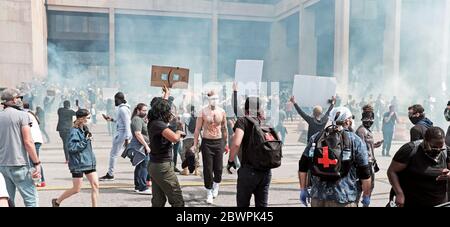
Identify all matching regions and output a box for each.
[236,166,272,207]
[201,138,224,189]
[58,131,70,161]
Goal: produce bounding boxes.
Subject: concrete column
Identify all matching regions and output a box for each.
[334,0,350,96]
[299,3,317,76]
[383,0,402,82]
[109,7,115,87]
[31,0,48,79]
[210,0,218,82]
[440,0,450,93]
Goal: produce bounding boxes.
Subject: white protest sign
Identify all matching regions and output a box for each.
[292,75,337,107]
[235,60,264,96]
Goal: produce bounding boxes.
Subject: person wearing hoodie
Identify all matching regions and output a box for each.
[408,104,433,142]
[100,92,132,181]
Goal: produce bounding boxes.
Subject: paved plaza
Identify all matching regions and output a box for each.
[14,114,404,207]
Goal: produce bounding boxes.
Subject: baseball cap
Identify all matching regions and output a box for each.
[76,109,90,118]
[1,88,23,102]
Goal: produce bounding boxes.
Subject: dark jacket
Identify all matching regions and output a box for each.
[410,118,433,142]
[57,108,76,132]
[67,127,96,173]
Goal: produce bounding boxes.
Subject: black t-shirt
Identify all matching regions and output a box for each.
[149,120,173,163]
[393,142,450,207]
[233,117,257,166]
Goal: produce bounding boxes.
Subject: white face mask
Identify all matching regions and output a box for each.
[208,96,219,107]
[86,118,92,125]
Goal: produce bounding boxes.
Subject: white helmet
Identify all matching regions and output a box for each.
[329,107,353,125]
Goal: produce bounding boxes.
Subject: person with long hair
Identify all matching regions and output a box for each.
[147,86,185,207]
[52,109,99,207]
[129,103,151,194]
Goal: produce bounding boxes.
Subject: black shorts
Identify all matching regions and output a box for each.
[71,170,96,178]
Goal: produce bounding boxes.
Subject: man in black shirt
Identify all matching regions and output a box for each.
[56,100,76,163]
[387,127,450,207]
[408,104,433,142]
[289,96,335,143]
[229,96,272,207]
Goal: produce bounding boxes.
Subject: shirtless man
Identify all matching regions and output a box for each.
[192,90,229,204]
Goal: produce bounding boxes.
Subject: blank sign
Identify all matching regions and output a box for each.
[235,60,264,97]
[292,75,337,107]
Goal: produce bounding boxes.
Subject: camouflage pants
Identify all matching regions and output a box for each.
[311,199,357,207]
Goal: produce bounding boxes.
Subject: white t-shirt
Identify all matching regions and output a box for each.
[27,112,44,144]
[0,173,9,199]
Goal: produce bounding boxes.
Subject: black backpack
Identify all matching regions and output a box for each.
[308,125,353,182]
[243,116,283,170]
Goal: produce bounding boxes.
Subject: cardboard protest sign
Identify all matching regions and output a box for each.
[234,60,263,97]
[47,90,56,96]
[151,66,189,89]
[292,75,336,107]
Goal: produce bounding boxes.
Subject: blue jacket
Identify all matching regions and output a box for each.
[302,129,369,204]
[68,127,96,173]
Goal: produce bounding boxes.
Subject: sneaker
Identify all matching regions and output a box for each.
[37,182,46,188]
[206,189,214,204]
[174,167,181,173]
[181,167,189,176]
[212,182,220,199]
[136,189,152,195]
[99,174,115,181]
[52,198,60,207]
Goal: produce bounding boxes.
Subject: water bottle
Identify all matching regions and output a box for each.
[30,167,41,185]
[309,143,316,158]
[342,148,351,161]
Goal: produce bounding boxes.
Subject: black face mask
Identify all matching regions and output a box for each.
[115,99,123,107]
[425,148,445,159]
[362,120,374,129]
[409,116,423,125]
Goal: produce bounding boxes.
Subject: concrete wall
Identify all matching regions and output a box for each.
[0,0,46,89]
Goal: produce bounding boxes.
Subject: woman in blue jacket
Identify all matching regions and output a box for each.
[52,109,99,207]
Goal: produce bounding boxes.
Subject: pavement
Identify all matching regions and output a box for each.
[14,114,405,207]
